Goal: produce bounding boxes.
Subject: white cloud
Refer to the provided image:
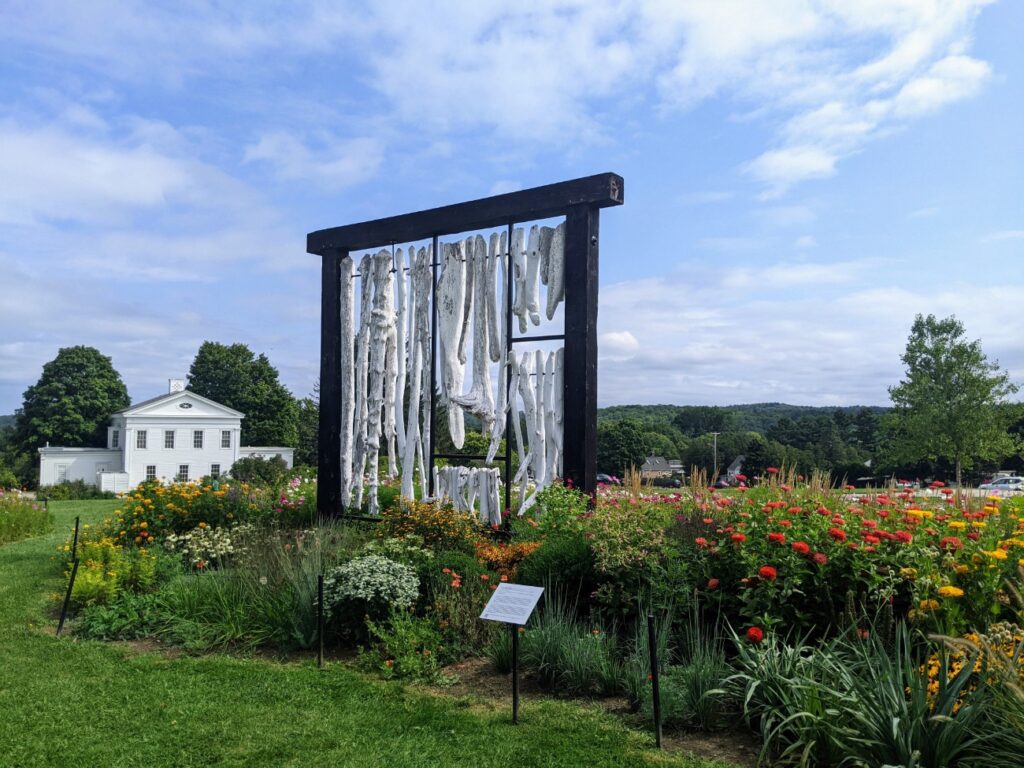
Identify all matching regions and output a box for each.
[747,146,838,194]
[600,330,640,357]
[794,235,817,249]
[981,230,1024,243]
[243,132,384,188]
[2,2,996,193]
[597,265,1024,407]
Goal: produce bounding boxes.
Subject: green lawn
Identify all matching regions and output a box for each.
[0,501,731,768]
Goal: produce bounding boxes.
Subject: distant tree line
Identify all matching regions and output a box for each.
[597,315,1023,484]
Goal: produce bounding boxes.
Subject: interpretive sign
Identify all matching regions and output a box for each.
[480,583,544,626]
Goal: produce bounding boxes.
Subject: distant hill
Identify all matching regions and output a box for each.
[598,403,889,434]
[0,414,13,429]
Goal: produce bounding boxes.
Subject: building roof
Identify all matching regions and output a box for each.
[640,456,672,472]
[113,389,244,418]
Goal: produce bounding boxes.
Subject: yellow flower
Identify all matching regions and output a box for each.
[971,521,987,529]
[919,599,941,611]
[938,586,964,598]
[900,567,918,580]
[986,549,1008,561]
[948,521,966,530]
[955,564,970,575]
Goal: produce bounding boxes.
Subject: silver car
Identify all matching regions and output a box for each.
[978,476,1024,493]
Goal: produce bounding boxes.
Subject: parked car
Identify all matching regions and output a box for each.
[978,476,1023,493]
[652,476,682,488]
[596,473,620,485]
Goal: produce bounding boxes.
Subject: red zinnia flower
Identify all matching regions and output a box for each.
[828,527,847,541]
[730,533,747,544]
[767,532,786,544]
[894,530,912,544]
[746,626,765,643]
[758,565,778,582]
[707,578,720,590]
[792,541,810,555]
[766,467,779,474]
[695,537,709,548]
[812,552,828,565]
[940,536,963,551]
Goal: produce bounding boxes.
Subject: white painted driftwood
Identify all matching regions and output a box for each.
[545,223,566,320]
[365,250,394,515]
[393,247,407,477]
[450,235,495,436]
[438,241,467,448]
[339,257,356,507]
[352,254,374,508]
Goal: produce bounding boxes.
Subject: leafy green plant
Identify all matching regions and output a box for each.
[359,608,451,683]
[76,592,160,640]
[0,490,51,544]
[38,480,116,500]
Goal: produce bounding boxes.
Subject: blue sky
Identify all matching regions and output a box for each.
[1,1,1021,413]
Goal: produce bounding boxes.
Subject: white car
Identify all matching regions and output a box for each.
[978,476,1024,493]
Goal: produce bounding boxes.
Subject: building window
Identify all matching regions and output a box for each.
[56,464,69,483]
[145,465,157,481]
[177,464,189,482]
[164,430,175,449]
[210,463,220,478]
[193,430,204,449]
[221,430,231,449]
[112,429,119,449]
[137,430,147,449]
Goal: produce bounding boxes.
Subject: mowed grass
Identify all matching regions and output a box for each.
[0,501,731,768]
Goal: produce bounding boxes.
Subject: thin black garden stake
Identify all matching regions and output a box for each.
[647,612,662,748]
[511,622,520,725]
[71,515,80,560]
[317,574,325,669]
[56,558,80,637]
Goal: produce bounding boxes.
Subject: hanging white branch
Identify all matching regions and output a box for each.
[524,225,542,327]
[366,250,394,515]
[546,222,566,320]
[450,235,495,437]
[339,256,356,507]
[352,254,374,509]
[393,248,408,475]
[438,241,467,449]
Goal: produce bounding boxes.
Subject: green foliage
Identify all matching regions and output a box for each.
[229,455,289,486]
[672,406,737,438]
[187,341,299,447]
[596,418,650,476]
[294,394,319,468]
[76,592,160,641]
[38,480,116,500]
[359,608,449,683]
[0,465,18,490]
[885,314,1019,486]
[11,346,130,486]
[0,491,51,544]
[491,593,624,697]
[426,550,499,657]
[517,535,597,601]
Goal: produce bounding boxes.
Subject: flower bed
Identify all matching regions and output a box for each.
[0,490,51,544]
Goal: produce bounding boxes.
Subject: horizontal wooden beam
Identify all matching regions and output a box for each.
[307,172,623,255]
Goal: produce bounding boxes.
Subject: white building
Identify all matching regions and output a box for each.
[38,379,294,492]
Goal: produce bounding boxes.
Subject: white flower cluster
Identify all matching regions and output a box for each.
[323,555,418,616]
[163,523,252,569]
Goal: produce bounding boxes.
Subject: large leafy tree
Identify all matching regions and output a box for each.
[885,314,1018,486]
[596,419,650,476]
[187,342,298,447]
[10,346,130,485]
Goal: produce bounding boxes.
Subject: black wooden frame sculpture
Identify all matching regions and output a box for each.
[308,172,624,519]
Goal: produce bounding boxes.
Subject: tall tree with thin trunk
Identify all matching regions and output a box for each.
[885,314,1018,486]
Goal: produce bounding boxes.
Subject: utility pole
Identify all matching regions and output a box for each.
[711,431,720,480]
